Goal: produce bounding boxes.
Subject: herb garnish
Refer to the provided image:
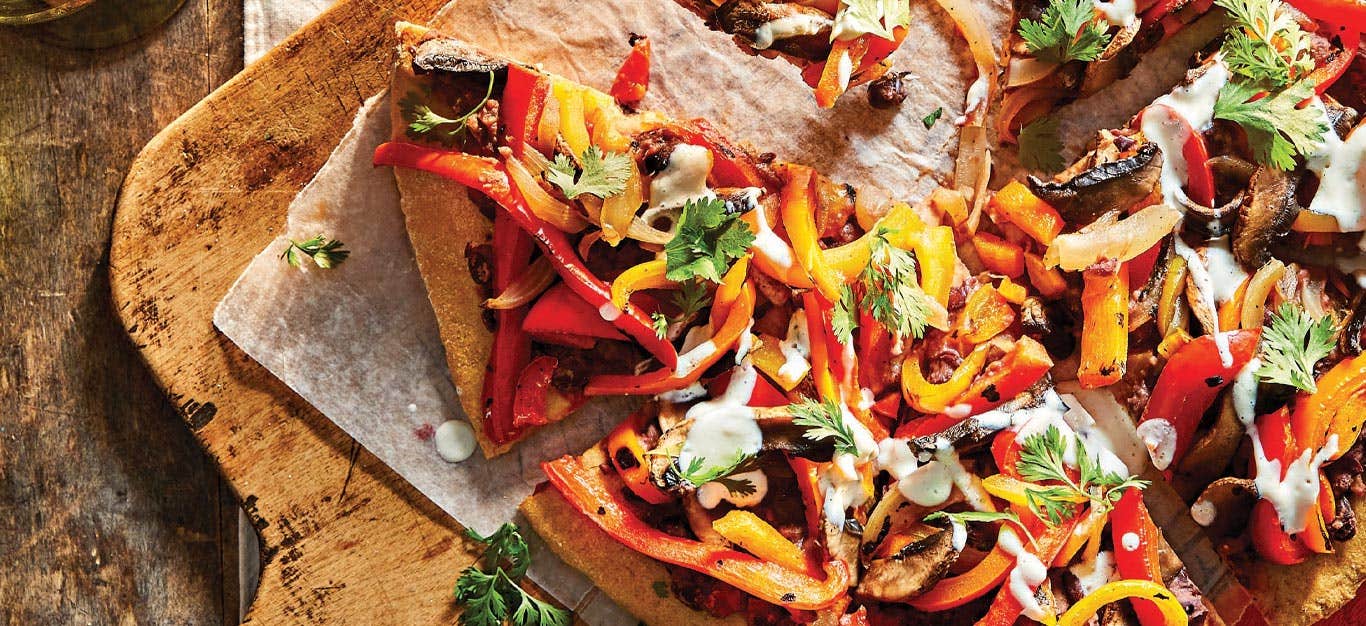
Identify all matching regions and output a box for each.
[833,0,912,42]
[674,453,758,495]
[832,284,861,346]
[653,280,713,339]
[1018,116,1065,173]
[651,312,670,339]
[544,146,633,200]
[1215,0,1313,89]
[922,107,944,129]
[1212,79,1327,170]
[454,523,570,626]
[854,227,932,341]
[1017,0,1112,64]
[925,510,1023,527]
[1257,303,1337,393]
[281,234,349,269]
[790,397,860,457]
[400,72,496,147]
[664,197,756,283]
[1016,426,1149,525]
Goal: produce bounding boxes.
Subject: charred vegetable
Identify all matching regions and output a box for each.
[1028,143,1162,223]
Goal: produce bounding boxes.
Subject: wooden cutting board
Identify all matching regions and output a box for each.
[107,0,495,622]
[107,0,1366,623]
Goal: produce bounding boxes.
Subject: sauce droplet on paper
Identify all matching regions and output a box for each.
[435,420,476,463]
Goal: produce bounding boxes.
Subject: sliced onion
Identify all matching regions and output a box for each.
[601,157,645,246]
[577,229,603,262]
[1239,259,1286,329]
[958,124,993,232]
[1044,204,1183,271]
[1006,57,1061,88]
[627,217,675,244]
[997,86,1061,144]
[485,256,555,309]
[932,0,997,221]
[504,154,590,233]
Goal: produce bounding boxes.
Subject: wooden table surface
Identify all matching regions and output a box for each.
[0,1,246,624]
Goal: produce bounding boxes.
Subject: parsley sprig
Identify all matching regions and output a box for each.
[674,453,758,495]
[1017,0,1112,64]
[1215,0,1313,89]
[400,72,496,147]
[1257,303,1337,393]
[664,197,756,283]
[1016,426,1149,525]
[544,146,633,200]
[850,227,933,342]
[790,397,860,457]
[1213,79,1327,170]
[454,524,570,626]
[924,510,1034,542]
[651,281,714,339]
[281,234,349,269]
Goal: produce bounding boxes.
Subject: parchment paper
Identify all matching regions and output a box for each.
[213,0,1231,622]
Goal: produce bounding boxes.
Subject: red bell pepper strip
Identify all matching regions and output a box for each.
[975,511,1081,626]
[952,336,1055,416]
[788,457,829,572]
[1287,0,1366,35]
[666,119,774,190]
[609,34,651,109]
[1113,490,1170,626]
[1307,32,1361,95]
[373,142,679,369]
[501,64,550,158]
[511,356,559,429]
[1137,104,1216,207]
[523,283,627,342]
[1251,499,1313,565]
[604,409,673,505]
[542,455,851,610]
[585,284,756,395]
[480,211,535,444]
[1137,329,1260,470]
[1253,407,1333,557]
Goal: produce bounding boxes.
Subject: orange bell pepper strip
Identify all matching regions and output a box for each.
[952,336,1054,415]
[972,231,1026,278]
[741,209,816,289]
[1217,278,1249,332]
[609,34,650,109]
[788,457,828,572]
[1291,352,1366,459]
[1112,490,1171,626]
[1249,408,1317,562]
[1054,506,1109,567]
[803,291,841,402]
[783,165,846,301]
[1025,252,1069,299]
[1078,263,1129,388]
[500,64,550,158]
[956,284,1016,345]
[911,510,1074,612]
[712,510,815,576]
[586,283,755,395]
[604,409,673,505]
[813,37,869,108]
[542,455,851,610]
[902,344,990,413]
[710,256,750,329]
[989,181,1064,245]
[976,515,1080,626]
[611,259,675,310]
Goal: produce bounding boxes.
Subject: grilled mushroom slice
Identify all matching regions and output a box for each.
[412,37,508,74]
[714,0,833,61]
[858,529,961,602]
[1233,167,1300,268]
[1190,477,1258,539]
[1029,143,1163,224]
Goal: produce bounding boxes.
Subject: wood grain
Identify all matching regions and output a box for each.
[0,2,244,624]
[106,0,514,623]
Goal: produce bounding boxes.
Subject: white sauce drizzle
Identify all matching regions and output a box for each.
[1305,118,1366,232]
[698,470,769,509]
[1070,551,1117,597]
[649,144,716,209]
[1094,0,1137,25]
[753,14,833,50]
[1203,236,1248,305]
[656,382,708,404]
[750,203,796,271]
[777,310,812,381]
[1173,235,1234,366]
[434,420,477,463]
[836,49,853,92]
[1120,531,1141,552]
[999,527,1051,621]
[949,518,969,551]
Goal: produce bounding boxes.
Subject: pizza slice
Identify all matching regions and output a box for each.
[374,25,1229,624]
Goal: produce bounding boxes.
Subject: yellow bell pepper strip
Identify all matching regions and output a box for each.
[752,333,809,390]
[1025,251,1069,299]
[1239,259,1286,330]
[1112,490,1171,626]
[373,142,679,369]
[740,208,816,289]
[585,283,755,395]
[1137,329,1261,470]
[1055,580,1190,626]
[952,336,1054,416]
[1157,330,1192,359]
[997,277,1027,305]
[989,181,1064,245]
[917,225,958,308]
[1156,254,1188,336]
[599,156,645,246]
[972,231,1026,278]
[1292,352,1366,460]
[982,474,1089,510]
[604,409,673,505]
[1079,263,1129,389]
[709,256,750,329]
[932,186,970,227]
[902,344,990,413]
[610,259,675,310]
[542,455,851,611]
[783,165,846,301]
[803,291,841,402]
[712,510,815,576]
[608,34,650,109]
[552,80,591,157]
[956,284,1016,345]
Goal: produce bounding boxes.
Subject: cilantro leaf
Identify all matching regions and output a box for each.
[651,312,669,339]
[1213,79,1327,169]
[714,474,758,497]
[790,397,860,457]
[455,524,570,626]
[400,72,495,147]
[857,227,931,341]
[1017,0,1112,64]
[544,146,633,199]
[833,0,911,42]
[832,284,860,346]
[1215,0,1313,88]
[1018,116,1065,173]
[923,107,944,129]
[1257,303,1337,393]
[1015,426,1149,526]
[281,234,349,269]
[671,279,712,317]
[664,197,755,283]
